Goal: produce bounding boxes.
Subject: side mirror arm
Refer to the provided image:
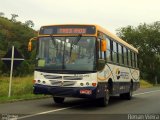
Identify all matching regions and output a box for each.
[28,37,37,51]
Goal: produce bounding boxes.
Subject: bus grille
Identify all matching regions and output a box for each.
[49,80,76,87]
[49,80,61,86]
[44,75,62,79]
[44,75,82,80]
[63,81,76,86]
[63,76,82,80]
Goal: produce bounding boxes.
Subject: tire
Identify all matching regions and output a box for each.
[120,90,132,100]
[53,97,65,104]
[125,89,133,100]
[120,83,133,100]
[98,90,110,107]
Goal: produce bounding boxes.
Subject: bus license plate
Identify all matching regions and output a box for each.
[80,90,92,95]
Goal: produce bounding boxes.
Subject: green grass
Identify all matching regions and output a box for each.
[0,76,49,103]
[140,79,154,88]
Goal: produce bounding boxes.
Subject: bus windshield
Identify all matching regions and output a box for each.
[36,36,96,71]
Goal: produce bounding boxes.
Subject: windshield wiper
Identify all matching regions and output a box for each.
[70,34,82,57]
[50,35,58,49]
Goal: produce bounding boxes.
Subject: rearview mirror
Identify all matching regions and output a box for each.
[28,41,32,51]
[97,59,105,71]
[101,39,107,51]
[28,37,37,52]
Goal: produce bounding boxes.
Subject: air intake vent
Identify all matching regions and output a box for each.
[63,81,76,86]
[49,80,62,86]
[44,75,62,79]
[63,76,82,80]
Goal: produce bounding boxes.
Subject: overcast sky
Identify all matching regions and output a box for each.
[0,0,160,34]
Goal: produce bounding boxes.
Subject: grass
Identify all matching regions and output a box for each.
[0,76,49,103]
[140,79,154,88]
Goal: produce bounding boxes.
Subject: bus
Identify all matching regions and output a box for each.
[28,24,140,106]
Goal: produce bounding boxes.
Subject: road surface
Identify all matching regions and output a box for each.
[0,87,160,120]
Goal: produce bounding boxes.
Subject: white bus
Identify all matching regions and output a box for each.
[28,24,140,106]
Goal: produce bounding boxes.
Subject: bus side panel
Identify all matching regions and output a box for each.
[97,63,140,95]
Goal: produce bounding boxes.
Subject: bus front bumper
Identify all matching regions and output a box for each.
[33,84,97,98]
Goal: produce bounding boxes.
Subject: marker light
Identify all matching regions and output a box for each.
[86,82,89,86]
[80,83,84,86]
[33,80,36,84]
[92,83,97,87]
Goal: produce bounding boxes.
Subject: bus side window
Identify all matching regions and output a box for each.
[126,48,129,66]
[118,44,122,65]
[123,47,127,65]
[135,53,138,68]
[98,38,102,59]
[105,36,111,62]
[98,37,105,60]
[110,40,113,62]
[121,46,124,64]
[130,51,133,67]
[134,52,136,68]
[113,41,117,63]
[116,43,119,63]
[132,52,135,68]
[128,49,131,67]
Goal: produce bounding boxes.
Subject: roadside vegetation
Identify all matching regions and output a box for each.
[140,80,153,88]
[117,22,160,84]
[0,13,37,76]
[0,76,48,103]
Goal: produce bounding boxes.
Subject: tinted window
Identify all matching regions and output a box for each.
[113,41,117,63]
[118,44,122,64]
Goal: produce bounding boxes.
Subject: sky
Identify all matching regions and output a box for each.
[0,0,160,34]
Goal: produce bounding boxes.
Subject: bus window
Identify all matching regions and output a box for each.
[118,44,122,64]
[128,49,131,67]
[98,36,105,60]
[113,41,117,63]
[116,43,119,63]
[135,53,138,68]
[110,40,113,62]
[133,52,135,67]
[123,47,127,65]
[121,46,124,64]
[98,38,102,59]
[131,51,135,67]
[126,48,129,66]
[106,37,111,61]
[134,52,137,68]
[130,51,132,67]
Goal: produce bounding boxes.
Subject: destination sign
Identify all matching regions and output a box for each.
[39,25,96,35]
[57,28,86,34]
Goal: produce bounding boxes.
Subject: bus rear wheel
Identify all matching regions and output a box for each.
[53,97,65,104]
[120,84,133,100]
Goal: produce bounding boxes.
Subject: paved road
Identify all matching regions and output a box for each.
[0,87,160,120]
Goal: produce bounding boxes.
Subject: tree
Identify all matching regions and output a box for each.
[116,21,160,84]
[0,12,4,17]
[11,14,18,22]
[0,15,37,76]
[24,20,34,28]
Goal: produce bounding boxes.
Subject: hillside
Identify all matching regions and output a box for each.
[0,16,37,76]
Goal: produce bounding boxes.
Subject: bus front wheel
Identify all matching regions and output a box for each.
[98,91,110,107]
[120,86,133,100]
[53,97,65,104]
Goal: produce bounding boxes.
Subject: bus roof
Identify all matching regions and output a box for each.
[40,24,138,53]
[95,25,138,53]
